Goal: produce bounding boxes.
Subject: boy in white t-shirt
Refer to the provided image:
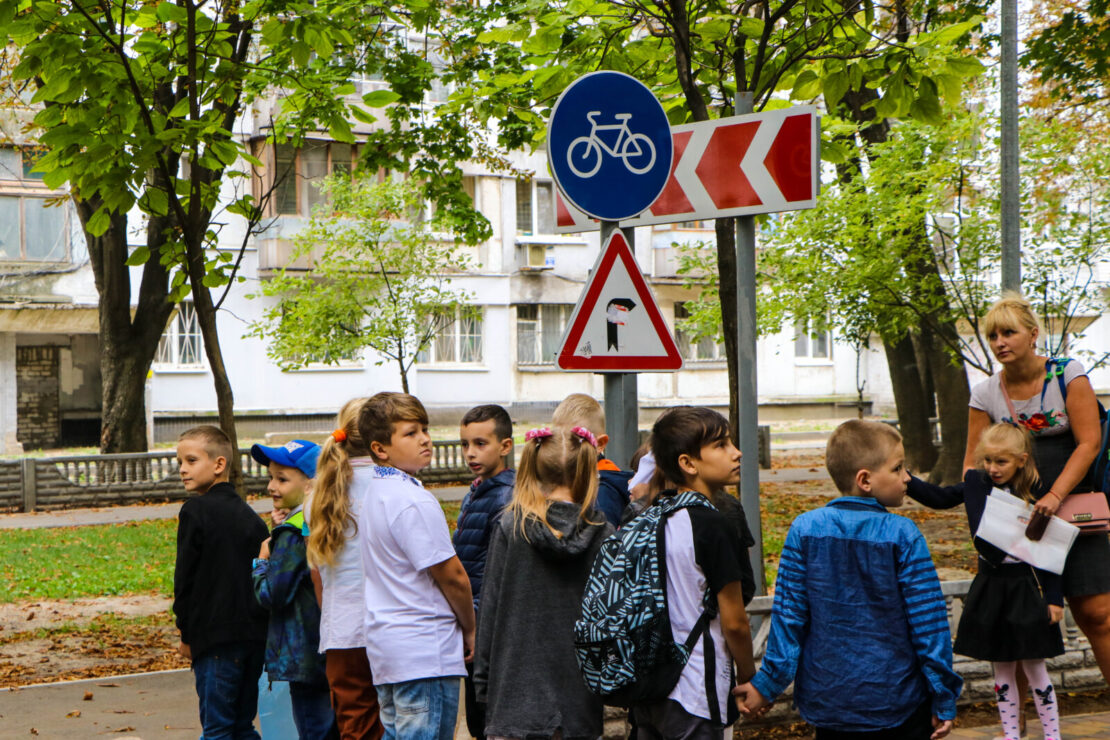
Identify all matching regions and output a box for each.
[357,392,475,740]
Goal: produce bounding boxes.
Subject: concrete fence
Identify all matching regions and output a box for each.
[0,440,478,513]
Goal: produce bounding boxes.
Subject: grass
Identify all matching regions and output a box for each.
[0,502,466,604]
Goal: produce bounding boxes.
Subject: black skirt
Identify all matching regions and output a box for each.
[953,562,1064,662]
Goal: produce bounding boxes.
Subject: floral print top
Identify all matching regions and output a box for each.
[969,358,1086,437]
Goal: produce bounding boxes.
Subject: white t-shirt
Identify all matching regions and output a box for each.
[311,459,374,652]
[969,359,1086,437]
[664,507,742,721]
[359,465,464,685]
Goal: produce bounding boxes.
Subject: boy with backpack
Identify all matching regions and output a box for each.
[576,406,755,738]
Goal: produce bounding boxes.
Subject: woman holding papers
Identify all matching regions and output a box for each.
[964,293,1110,685]
[909,423,1064,740]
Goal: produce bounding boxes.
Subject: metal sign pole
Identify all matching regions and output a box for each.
[735,91,766,595]
[600,219,639,469]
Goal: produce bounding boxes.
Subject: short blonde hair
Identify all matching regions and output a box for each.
[825,420,903,494]
[976,423,1041,503]
[552,393,606,436]
[984,292,1041,340]
[179,425,234,464]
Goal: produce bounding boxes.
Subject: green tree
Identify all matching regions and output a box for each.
[249,177,475,393]
[441,0,986,473]
[0,0,489,488]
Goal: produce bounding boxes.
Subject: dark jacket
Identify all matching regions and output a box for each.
[173,482,268,659]
[597,458,632,528]
[252,509,328,686]
[475,502,614,739]
[908,469,1063,606]
[453,468,515,609]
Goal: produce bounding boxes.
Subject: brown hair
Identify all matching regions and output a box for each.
[976,423,1041,503]
[358,391,430,462]
[179,425,234,465]
[510,426,600,540]
[825,420,903,494]
[307,398,371,567]
[984,292,1042,341]
[552,393,606,437]
[461,404,513,442]
[651,407,731,490]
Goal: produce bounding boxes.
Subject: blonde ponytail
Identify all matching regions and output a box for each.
[308,398,370,566]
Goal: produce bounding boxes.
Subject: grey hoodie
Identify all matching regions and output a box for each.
[474,501,614,739]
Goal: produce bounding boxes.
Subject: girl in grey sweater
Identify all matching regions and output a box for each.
[474,425,615,740]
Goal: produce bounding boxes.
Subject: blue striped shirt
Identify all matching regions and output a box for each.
[751,497,962,731]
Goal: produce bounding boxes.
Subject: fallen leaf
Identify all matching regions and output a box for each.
[112,710,134,714]
[96,683,121,687]
[112,727,135,733]
[83,690,93,701]
[66,710,81,718]
[30,730,38,736]
[25,612,34,621]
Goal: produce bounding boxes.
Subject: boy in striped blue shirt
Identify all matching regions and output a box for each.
[736,420,962,740]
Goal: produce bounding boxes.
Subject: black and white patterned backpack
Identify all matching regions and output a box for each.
[574,490,721,713]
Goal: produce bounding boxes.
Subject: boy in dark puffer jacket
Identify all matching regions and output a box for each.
[453,404,515,739]
[251,440,337,740]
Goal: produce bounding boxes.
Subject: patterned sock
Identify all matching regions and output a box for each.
[993,661,1022,740]
[1021,659,1060,740]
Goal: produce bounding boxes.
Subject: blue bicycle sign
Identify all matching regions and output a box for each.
[548,72,672,222]
[568,112,657,178]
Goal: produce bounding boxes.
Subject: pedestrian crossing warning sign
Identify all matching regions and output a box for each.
[556,231,683,372]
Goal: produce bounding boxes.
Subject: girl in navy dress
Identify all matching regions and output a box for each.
[909,423,1063,740]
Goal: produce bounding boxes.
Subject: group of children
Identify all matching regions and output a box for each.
[172,390,1069,740]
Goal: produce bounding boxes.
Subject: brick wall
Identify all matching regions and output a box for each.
[17,345,60,450]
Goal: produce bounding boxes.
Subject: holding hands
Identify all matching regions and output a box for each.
[732,682,770,718]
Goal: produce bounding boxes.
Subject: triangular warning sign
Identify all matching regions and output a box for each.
[556,231,683,372]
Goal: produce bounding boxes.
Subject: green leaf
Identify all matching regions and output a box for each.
[86,208,111,237]
[126,246,151,266]
[292,41,311,68]
[792,70,822,100]
[696,17,732,42]
[737,16,765,37]
[362,89,401,107]
[823,72,849,106]
[946,55,985,78]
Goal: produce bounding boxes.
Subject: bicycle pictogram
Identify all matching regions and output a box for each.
[566,111,658,178]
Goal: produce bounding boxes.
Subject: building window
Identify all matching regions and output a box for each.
[258,141,359,218]
[516,304,573,365]
[0,147,69,263]
[794,318,831,360]
[515,178,555,236]
[674,302,723,362]
[156,302,205,367]
[417,307,483,364]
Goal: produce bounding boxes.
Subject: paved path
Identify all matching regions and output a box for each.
[949,710,1110,738]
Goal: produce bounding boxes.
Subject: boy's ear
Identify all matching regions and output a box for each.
[498,437,513,457]
[854,468,871,493]
[596,433,609,453]
[677,452,698,479]
[369,440,389,463]
[212,455,228,475]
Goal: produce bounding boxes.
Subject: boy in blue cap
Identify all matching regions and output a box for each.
[251,439,339,740]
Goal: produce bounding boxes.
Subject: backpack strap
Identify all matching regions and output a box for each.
[699,614,722,725]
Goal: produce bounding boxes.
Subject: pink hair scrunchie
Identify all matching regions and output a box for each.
[571,426,598,448]
[525,427,553,443]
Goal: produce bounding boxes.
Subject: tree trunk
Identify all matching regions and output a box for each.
[922,319,971,484]
[715,218,740,445]
[883,331,938,474]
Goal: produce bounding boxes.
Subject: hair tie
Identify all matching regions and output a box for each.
[571,426,598,448]
[525,427,553,443]
[331,429,348,443]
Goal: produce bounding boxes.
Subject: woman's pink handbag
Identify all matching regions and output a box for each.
[1057,492,1110,534]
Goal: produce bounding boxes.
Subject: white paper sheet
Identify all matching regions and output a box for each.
[974,489,1079,575]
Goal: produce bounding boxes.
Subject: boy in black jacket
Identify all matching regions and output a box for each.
[173,425,269,740]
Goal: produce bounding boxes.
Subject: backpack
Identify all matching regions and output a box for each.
[574,490,725,720]
[1048,358,1110,493]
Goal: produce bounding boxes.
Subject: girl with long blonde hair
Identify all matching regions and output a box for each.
[474,426,613,739]
[306,398,384,740]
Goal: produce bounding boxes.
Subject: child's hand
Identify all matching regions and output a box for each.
[732,682,769,717]
[258,538,271,560]
[930,716,952,739]
[462,627,475,664]
[270,508,288,527]
[1049,604,1064,624]
[178,641,191,660]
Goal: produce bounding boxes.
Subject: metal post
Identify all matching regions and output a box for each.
[599,220,639,470]
[1000,0,1021,293]
[735,91,766,595]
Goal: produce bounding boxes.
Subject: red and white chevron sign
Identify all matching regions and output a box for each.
[555,106,818,232]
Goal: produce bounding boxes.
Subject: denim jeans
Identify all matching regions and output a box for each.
[375,677,460,740]
[289,681,339,740]
[193,642,265,740]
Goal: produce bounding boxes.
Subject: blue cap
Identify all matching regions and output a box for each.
[251,440,321,479]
